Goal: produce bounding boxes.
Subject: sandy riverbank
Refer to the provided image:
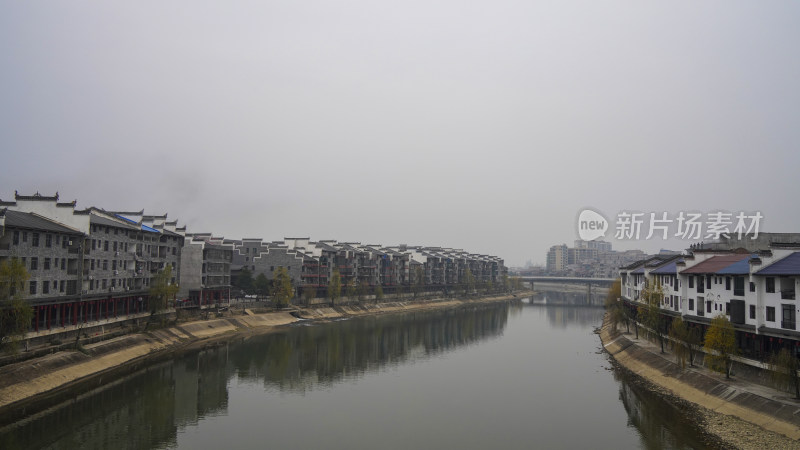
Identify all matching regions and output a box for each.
[599,313,800,449]
[0,292,528,423]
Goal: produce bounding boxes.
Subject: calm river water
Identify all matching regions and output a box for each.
[0,290,714,449]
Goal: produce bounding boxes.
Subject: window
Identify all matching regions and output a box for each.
[750,305,756,319]
[32,232,39,247]
[102,279,107,289]
[29,281,36,295]
[112,260,117,270]
[44,258,50,270]
[782,304,795,330]
[30,257,38,271]
[42,281,49,294]
[689,298,694,310]
[689,276,694,288]
[103,260,108,270]
[725,277,731,290]
[750,282,755,293]
[707,301,712,314]
[766,306,775,322]
[91,259,95,270]
[45,234,52,247]
[706,276,711,289]
[725,302,730,314]
[12,231,19,245]
[766,277,775,293]
[60,281,65,293]
[734,277,745,296]
[61,259,65,270]
[113,241,118,251]
[22,231,27,242]
[104,241,109,251]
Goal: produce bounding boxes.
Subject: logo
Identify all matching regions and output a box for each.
[577,209,608,241]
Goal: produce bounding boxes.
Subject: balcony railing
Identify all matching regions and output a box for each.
[781,290,796,300]
[781,320,796,330]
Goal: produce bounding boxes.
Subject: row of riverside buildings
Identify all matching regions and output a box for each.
[619,233,800,359]
[0,192,507,336]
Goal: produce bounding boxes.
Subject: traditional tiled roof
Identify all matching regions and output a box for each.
[1,209,83,235]
[716,255,758,275]
[650,260,683,275]
[116,214,160,233]
[90,213,140,230]
[756,252,800,276]
[680,254,751,274]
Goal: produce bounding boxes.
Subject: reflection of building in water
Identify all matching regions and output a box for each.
[616,374,707,449]
[532,289,606,306]
[0,302,514,448]
[1,348,231,449]
[537,305,605,328]
[173,347,230,426]
[229,302,513,393]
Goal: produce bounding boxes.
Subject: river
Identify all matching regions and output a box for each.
[0,289,715,449]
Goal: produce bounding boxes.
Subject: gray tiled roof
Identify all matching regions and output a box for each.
[1,209,84,235]
[90,213,140,230]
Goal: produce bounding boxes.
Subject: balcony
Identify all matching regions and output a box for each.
[781,320,796,330]
[781,290,796,300]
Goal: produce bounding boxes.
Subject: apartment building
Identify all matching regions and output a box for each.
[620,240,800,358]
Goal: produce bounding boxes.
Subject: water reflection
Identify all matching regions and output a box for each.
[525,289,607,329]
[529,287,608,306]
[615,370,714,450]
[232,302,513,392]
[0,303,513,449]
[0,299,714,450]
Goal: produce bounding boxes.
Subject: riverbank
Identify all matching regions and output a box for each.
[599,314,800,449]
[0,292,528,424]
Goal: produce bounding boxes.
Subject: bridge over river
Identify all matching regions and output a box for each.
[518,276,617,298]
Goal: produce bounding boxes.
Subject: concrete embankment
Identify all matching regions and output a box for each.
[599,314,800,448]
[0,293,526,423]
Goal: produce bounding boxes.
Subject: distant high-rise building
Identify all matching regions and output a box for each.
[546,244,569,272]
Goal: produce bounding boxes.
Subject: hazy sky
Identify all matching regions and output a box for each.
[2,1,799,266]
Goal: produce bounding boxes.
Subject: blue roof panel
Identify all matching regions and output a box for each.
[756,252,800,276]
[141,224,159,233]
[651,260,682,275]
[116,214,160,233]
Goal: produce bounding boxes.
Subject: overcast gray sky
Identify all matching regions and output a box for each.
[2,1,799,266]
